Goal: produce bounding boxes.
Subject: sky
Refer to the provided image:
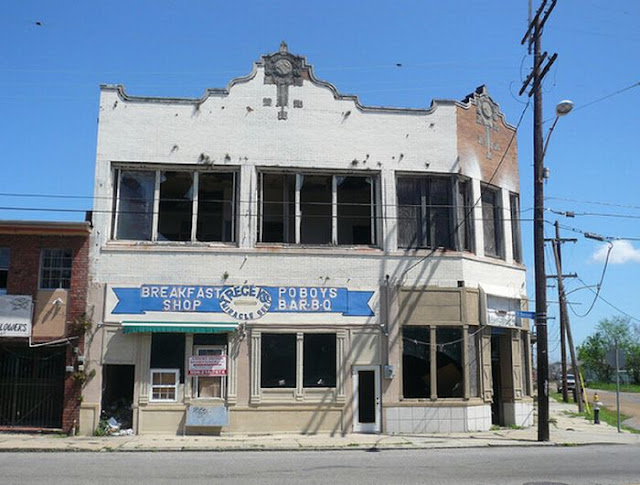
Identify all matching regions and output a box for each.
[1,1,639,359]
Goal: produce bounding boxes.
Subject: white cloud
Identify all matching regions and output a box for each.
[591,240,640,264]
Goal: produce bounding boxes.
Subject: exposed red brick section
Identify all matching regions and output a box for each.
[0,222,90,434]
[457,89,519,191]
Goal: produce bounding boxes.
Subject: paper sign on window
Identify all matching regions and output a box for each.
[188,355,227,376]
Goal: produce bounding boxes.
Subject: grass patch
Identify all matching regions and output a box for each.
[570,406,640,434]
[588,382,640,393]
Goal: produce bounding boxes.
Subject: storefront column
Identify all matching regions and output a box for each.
[250,329,261,404]
[463,325,470,400]
[336,330,347,403]
[295,332,304,401]
[227,332,240,405]
[430,326,437,401]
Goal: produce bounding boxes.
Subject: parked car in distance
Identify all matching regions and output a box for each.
[557,373,576,393]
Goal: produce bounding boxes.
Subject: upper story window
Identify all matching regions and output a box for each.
[258,172,378,246]
[510,193,522,263]
[481,184,504,258]
[397,175,473,251]
[113,168,236,243]
[0,248,9,295]
[40,249,72,289]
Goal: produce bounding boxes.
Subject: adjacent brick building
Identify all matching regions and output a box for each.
[0,220,91,433]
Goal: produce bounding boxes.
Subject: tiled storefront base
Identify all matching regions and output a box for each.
[385,404,492,433]
[503,400,534,427]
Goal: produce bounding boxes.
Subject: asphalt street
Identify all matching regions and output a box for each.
[2,446,640,485]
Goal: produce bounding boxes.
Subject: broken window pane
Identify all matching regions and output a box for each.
[510,193,522,263]
[337,176,375,245]
[430,178,452,249]
[303,334,336,387]
[436,327,463,398]
[397,178,423,248]
[197,172,235,242]
[261,333,296,388]
[482,186,502,258]
[117,170,155,240]
[261,173,295,243]
[457,180,473,252]
[300,175,332,244]
[150,333,185,383]
[402,326,430,398]
[397,176,454,250]
[158,171,193,241]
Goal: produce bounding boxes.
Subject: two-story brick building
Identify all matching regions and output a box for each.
[0,220,91,433]
[81,44,532,436]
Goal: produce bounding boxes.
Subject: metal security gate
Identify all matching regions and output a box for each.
[0,344,65,429]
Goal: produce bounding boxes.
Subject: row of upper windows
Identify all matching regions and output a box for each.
[0,248,73,294]
[111,168,522,262]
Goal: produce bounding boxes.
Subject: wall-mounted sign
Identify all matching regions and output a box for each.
[486,295,521,328]
[0,295,32,338]
[112,285,374,320]
[188,355,227,376]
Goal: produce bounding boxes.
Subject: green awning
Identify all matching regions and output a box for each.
[121,321,238,334]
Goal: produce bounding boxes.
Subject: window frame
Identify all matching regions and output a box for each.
[39,248,73,290]
[0,247,9,295]
[510,192,522,263]
[257,170,379,247]
[401,325,477,401]
[396,174,473,252]
[481,184,504,259]
[112,166,238,243]
[149,368,180,402]
[259,331,338,391]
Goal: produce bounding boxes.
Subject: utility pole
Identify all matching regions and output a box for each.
[520,0,557,442]
[550,222,583,412]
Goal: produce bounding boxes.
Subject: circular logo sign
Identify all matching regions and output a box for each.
[219,286,272,321]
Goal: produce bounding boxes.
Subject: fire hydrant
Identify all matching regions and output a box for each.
[593,393,601,425]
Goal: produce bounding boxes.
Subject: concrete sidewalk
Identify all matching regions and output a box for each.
[1,400,638,452]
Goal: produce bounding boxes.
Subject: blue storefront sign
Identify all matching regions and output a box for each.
[112,285,375,320]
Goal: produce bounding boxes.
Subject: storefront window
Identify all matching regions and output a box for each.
[260,333,337,389]
[436,327,463,398]
[261,333,296,388]
[402,326,430,398]
[303,333,336,387]
[403,326,469,399]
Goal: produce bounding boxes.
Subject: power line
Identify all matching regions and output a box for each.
[575,276,640,324]
[546,196,640,211]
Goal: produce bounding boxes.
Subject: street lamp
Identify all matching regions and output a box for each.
[543,100,574,160]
